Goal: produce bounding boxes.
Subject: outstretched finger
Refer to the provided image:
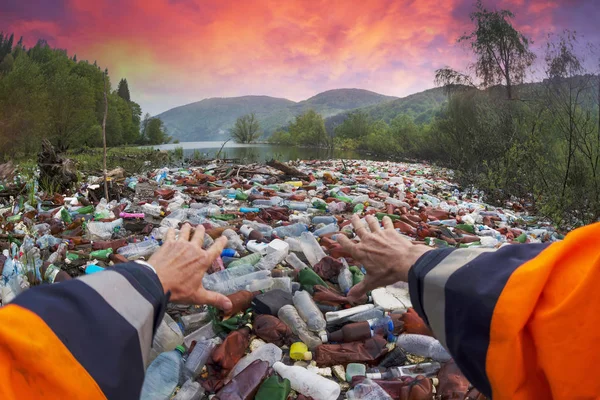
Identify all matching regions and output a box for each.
[366,215,380,233]
[346,280,368,301]
[336,234,359,258]
[351,214,369,239]
[165,228,176,243]
[192,224,205,247]
[194,288,232,312]
[382,216,394,230]
[206,236,228,261]
[179,223,192,241]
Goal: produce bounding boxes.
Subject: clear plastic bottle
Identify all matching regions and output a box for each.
[273,362,340,400]
[285,253,309,270]
[246,278,275,292]
[283,201,309,211]
[203,264,256,290]
[183,321,217,348]
[140,346,185,400]
[228,253,262,269]
[117,239,160,260]
[298,232,326,267]
[277,305,322,350]
[312,223,339,237]
[253,197,283,207]
[366,361,441,379]
[149,314,184,363]
[178,311,211,334]
[222,229,246,253]
[292,290,326,333]
[183,338,219,380]
[242,220,273,238]
[210,270,271,295]
[338,264,353,294]
[228,343,283,380]
[142,203,164,217]
[87,218,123,241]
[273,223,308,238]
[284,237,303,252]
[312,216,337,225]
[396,334,451,362]
[346,378,392,400]
[325,304,375,324]
[172,379,204,400]
[254,250,287,271]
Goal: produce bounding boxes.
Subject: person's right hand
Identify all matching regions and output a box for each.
[149,223,232,312]
[337,214,431,300]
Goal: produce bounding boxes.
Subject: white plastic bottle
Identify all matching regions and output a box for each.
[273,362,340,400]
[149,314,184,363]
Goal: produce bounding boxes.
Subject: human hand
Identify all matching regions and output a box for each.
[337,214,431,300]
[149,223,232,312]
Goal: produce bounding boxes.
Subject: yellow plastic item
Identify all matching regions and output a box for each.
[285,181,303,187]
[290,342,312,361]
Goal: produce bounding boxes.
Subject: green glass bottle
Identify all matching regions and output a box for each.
[298,268,328,293]
[456,224,475,234]
[77,205,95,214]
[89,248,113,259]
[349,266,365,286]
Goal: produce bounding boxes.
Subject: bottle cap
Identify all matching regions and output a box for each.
[320,332,330,343]
[175,345,186,354]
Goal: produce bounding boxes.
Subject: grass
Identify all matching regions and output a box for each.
[66,146,169,175]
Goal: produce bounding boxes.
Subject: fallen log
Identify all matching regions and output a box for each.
[266,159,309,180]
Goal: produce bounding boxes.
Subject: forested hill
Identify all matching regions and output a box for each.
[156,89,397,142]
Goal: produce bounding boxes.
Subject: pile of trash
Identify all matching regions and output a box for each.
[0,158,564,400]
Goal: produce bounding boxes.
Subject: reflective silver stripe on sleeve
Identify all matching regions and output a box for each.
[77,270,154,367]
[422,248,496,349]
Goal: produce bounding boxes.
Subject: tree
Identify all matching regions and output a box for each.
[288,110,328,146]
[117,78,131,102]
[0,54,14,75]
[334,111,372,140]
[231,113,262,143]
[436,0,535,99]
[146,117,171,145]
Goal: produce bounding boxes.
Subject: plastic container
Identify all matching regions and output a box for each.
[285,252,309,270]
[277,305,322,349]
[273,223,308,238]
[210,270,271,295]
[117,239,160,260]
[396,334,451,362]
[298,231,326,267]
[140,346,185,400]
[273,362,341,400]
[293,290,326,333]
[183,339,219,380]
[228,343,282,380]
[346,378,392,400]
[172,379,204,400]
[150,314,184,363]
[87,218,123,241]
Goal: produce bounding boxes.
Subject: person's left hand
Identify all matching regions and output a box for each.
[149,223,232,312]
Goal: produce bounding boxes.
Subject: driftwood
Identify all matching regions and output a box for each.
[38,139,77,191]
[0,161,15,182]
[267,159,309,180]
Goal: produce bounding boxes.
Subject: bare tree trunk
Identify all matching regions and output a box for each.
[102,70,109,200]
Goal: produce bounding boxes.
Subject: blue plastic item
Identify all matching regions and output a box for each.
[221,248,238,258]
[240,207,260,213]
[85,265,105,274]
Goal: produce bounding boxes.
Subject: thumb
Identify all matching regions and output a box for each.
[195,287,232,312]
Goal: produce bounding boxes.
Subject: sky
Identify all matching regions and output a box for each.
[1,0,598,115]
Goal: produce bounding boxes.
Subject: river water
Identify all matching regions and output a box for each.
[149,141,391,163]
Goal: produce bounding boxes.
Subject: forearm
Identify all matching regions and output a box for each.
[7,261,168,399]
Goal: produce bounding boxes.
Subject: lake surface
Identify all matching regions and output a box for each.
[149,141,392,163]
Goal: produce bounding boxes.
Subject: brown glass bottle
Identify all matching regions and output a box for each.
[328,321,372,343]
[214,359,270,400]
[313,336,388,366]
[225,290,255,318]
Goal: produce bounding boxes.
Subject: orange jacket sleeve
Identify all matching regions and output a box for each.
[409,223,600,399]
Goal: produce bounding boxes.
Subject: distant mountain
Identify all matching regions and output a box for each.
[324,87,448,132]
[156,89,397,142]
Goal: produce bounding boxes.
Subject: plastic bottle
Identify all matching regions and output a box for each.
[378,347,408,368]
[312,223,339,237]
[366,362,441,379]
[285,252,309,270]
[183,339,219,380]
[203,263,255,290]
[142,203,164,217]
[312,215,337,225]
[172,379,204,400]
[247,240,269,255]
[246,278,274,292]
[284,201,309,211]
[222,229,246,253]
[346,378,393,400]
[242,220,273,238]
[346,363,367,382]
[117,239,160,260]
[325,304,375,324]
[87,218,123,241]
[254,249,287,271]
[221,248,240,258]
[178,311,211,334]
[41,263,72,283]
[215,359,270,400]
[273,223,308,238]
[210,270,271,295]
[150,314,184,362]
[140,345,185,400]
[338,264,353,294]
[85,264,105,274]
[326,321,372,343]
[298,232,326,267]
[396,334,451,362]
[293,290,326,333]
[252,197,283,207]
[240,224,266,242]
[273,362,341,400]
[228,252,262,268]
[297,268,328,293]
[255,374,291,400]
[228,343,282,380]
[277,305,322,349]
[183,321,217,348]
[284,237,303,252]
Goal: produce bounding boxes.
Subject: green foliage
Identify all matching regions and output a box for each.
[231,113,262,143]
[117,78,131,102]
[0,32,165,160]
[287,110,328,147]
[144,115,171,145]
